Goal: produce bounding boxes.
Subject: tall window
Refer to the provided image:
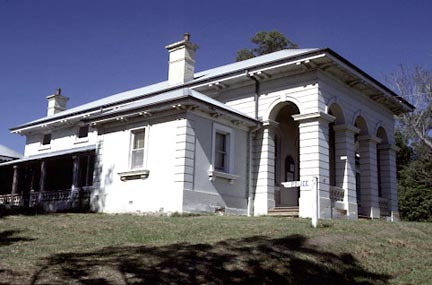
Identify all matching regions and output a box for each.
[215,132,228,171]
[42,134,51,145]
[131,129,145,169]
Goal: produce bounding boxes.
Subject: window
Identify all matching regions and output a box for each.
[42,134,51,145]
[211,123,233,173]
[130,129,146,169]
[215,132,228,171]
[208,123,238,183]
[78,125,89,139]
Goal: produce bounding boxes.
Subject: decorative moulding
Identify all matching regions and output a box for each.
[118,169,150,181]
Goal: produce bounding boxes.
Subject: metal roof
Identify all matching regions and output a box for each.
[0,145,95,166]
[92,88,257,122]
[11,47,413,131]
[0,144,22,159]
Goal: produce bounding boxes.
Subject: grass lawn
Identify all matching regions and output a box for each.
[0,213,431,284]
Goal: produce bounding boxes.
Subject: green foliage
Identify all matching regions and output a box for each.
[236,30,298,62]
[398,185,432,222]
[396,129,432,221]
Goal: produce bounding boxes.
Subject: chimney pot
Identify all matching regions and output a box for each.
[184,33,190,42]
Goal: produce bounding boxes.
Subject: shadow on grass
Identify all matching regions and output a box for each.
[30,234,390,285]
[0,230,35,247]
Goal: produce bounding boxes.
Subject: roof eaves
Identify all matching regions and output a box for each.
[323,49,414,113]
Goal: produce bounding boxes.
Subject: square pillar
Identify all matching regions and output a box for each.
[175,118,196,212]
[378,144,400,221]
[333,124,359,218]
[294,112,335,219]
[72,155,80,191]
[358,135,381,218]
[253,122,276,215]
[11,165,20,195]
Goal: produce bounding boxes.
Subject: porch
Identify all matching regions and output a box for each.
[0,187,93,212]
[0,146,96,212]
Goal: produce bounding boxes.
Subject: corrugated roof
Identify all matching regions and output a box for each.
[12,49,317,130]
[0,145,95,166]
[0,144,22,159]
[93,88,257,122]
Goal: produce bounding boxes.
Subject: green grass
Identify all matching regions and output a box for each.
[0,214,431,284]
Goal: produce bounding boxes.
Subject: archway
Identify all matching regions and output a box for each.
[271,102,301,207]
[376,126,389,216]
[354,116,369,216]
[327,103,345,188]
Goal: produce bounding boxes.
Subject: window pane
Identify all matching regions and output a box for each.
[131,149,144,169]
[215,133,226,152]
[215,152,225,171]
[133,130,145,150]
[78,125,89,138]
[42,134,51,145]
[215,132,227,171]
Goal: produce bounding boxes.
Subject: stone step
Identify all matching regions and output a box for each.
[268,207,299,217]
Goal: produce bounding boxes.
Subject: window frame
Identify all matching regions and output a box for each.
[129,127,149,170]
[211,123,234,174]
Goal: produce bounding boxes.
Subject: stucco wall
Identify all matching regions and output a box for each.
[24,125,98,156]
[93,117,181,214]
[183,112,249,215]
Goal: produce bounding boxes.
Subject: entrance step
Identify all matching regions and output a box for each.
[268,207,299,217]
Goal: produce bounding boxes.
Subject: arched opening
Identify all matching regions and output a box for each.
[327,103,345,187]
[354,116,369,215]
[376,126,389,216]
[271,102,300,207]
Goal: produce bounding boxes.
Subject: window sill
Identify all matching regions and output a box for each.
[118,169,150,181]
[39,145,51,151]
[74,137,89,144]
[208,169,239,184]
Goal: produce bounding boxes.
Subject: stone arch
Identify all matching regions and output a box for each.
[264,95,304,121]
[354,115,369,135]
[272,101,301,207]
[327,103,345,125]
[376,126,389,144]
[327,103,346,187]
[376,126,388,205]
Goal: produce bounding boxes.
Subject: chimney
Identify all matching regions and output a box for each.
[46,88,69,116]
[165,33,197,85]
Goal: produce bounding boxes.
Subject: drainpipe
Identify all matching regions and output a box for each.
[247,124,261,216]
[246,71,260,120]
[246,71,261,216]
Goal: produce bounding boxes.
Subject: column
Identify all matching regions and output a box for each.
[11,165,19,194]
[39,161,47,192]
[294,112,335,219]
[333,124,359,218]
[72,155,80,208]
[72,155,80,191]
[253,121,276,215]
[358,135,381,218]
[378,144,400,221]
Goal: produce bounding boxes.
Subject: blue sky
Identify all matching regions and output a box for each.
[1,0,431,153]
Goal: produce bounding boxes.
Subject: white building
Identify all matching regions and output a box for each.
[0,34,413,219]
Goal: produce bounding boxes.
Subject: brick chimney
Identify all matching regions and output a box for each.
[165,33,197,85]
[46,88,69,116]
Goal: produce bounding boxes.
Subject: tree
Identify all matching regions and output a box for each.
[387,66,432,151]
[236,30,298,62]
[389,66,432,221]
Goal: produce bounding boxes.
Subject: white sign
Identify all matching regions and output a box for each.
[281,180,311,189]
